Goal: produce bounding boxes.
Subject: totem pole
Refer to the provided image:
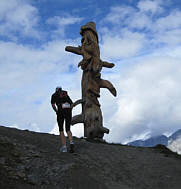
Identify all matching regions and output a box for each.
[65,22,117,139]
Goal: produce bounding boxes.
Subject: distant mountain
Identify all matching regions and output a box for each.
[128,129,181,155]
[128,135,168,147]
[168,129,181,141]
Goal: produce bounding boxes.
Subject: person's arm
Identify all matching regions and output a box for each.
[66,92,74,109]
[51,94,58,113]
[51,104,58,113]
[64,91,73,105]
[67,95,73,105]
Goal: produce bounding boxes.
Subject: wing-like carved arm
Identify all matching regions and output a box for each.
[65,46,82,55]
[71,114,84,125]
[102,61,115,68]
[73,99,84,107]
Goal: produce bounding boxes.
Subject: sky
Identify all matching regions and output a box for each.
[0,0,181,143]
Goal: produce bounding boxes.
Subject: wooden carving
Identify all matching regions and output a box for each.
[65,22,117,139]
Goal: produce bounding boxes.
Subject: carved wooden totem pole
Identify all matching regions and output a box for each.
[65,22,117,139]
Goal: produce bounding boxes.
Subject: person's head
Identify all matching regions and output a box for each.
[55,86,62,93]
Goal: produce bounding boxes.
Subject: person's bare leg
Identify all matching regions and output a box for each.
[67,131,73,142]
[60,131,66,146]
[67,131,74,153]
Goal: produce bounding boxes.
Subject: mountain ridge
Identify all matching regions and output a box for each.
[127,129,181,154]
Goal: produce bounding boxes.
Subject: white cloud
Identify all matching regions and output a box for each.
[155,29,181,45]
[46,15,83,38]
[0,38,82,132]
[101,0,181,52]
[47,16,83,26]
[50,123,59,135]
[29,123,40,132]
[128,13,152,29]
[104,6,135,25]
[101,30,145,59]
[0,41,67,92]
[155,10,181,31]
[104,54,181,143]
[6,123,20,129]
[137,0,163,14]
[0,0,41,40]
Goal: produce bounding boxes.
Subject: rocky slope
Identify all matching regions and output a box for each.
[0,125,181,189]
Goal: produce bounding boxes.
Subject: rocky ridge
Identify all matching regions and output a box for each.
[127,129,181,155]
[0,125,181,189]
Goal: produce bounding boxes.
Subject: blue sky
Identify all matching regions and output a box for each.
[1,0,181,143]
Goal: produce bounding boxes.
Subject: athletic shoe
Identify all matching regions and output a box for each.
[60,146,67,153]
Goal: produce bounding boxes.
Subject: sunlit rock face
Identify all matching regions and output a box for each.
[168,130,181,155]
[168,137,181,155]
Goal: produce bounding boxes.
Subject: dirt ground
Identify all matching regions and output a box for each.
[0,125,181,189]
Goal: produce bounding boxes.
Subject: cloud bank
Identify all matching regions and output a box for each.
[99,0,181,143]
[0,0,181,144]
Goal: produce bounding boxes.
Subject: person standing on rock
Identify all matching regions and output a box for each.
[51,86,74,153]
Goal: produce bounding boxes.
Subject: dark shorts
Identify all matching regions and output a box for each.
[57,109,72,132]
